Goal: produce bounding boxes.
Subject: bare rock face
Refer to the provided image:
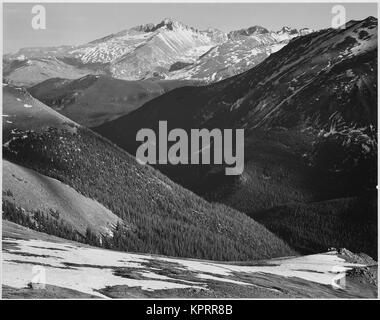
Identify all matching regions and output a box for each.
[166,25,314,83]
[346,267,378,287]
[337,248,377,265]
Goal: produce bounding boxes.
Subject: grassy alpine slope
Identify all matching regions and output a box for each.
[2,159,121,237]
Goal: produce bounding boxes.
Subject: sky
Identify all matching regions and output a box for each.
[3,2,378,53]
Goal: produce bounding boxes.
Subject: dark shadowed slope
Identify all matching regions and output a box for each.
[254,194,377,259]
[28,75,198,127]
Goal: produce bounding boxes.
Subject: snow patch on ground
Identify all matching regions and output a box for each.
[3,238,203,298]
[3,236,369,298]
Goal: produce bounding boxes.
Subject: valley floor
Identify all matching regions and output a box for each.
[2,221,377,299]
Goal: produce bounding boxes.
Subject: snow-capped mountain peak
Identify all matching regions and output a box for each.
[278,26,296,34]
[4,18,321,85]
[228,25,269,38]
[132,18,190,33]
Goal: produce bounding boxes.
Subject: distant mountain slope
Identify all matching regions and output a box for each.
[108,19,227,80]
[3,57,94,87]
[2,84,294,261]
[166,25,313,82]
[2,84,77,141]
[3,160,121,237]
[28,75,198,127]
[4,18,314,86]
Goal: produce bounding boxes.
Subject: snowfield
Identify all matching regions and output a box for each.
[3,232,375,299]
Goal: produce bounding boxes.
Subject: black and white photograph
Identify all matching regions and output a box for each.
[1,0,378,302]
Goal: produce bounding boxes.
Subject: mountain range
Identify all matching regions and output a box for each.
[4,18,312,86]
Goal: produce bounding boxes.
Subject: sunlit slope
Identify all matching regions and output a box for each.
[3,160,121,236]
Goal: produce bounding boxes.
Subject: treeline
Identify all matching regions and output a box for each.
[3,199,111,249]
[4,199,284,261]
[2,200,84,243]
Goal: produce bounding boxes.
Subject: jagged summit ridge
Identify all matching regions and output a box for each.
[228,24,313,40]
[132,18,191,32]
[228,25,270,38]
